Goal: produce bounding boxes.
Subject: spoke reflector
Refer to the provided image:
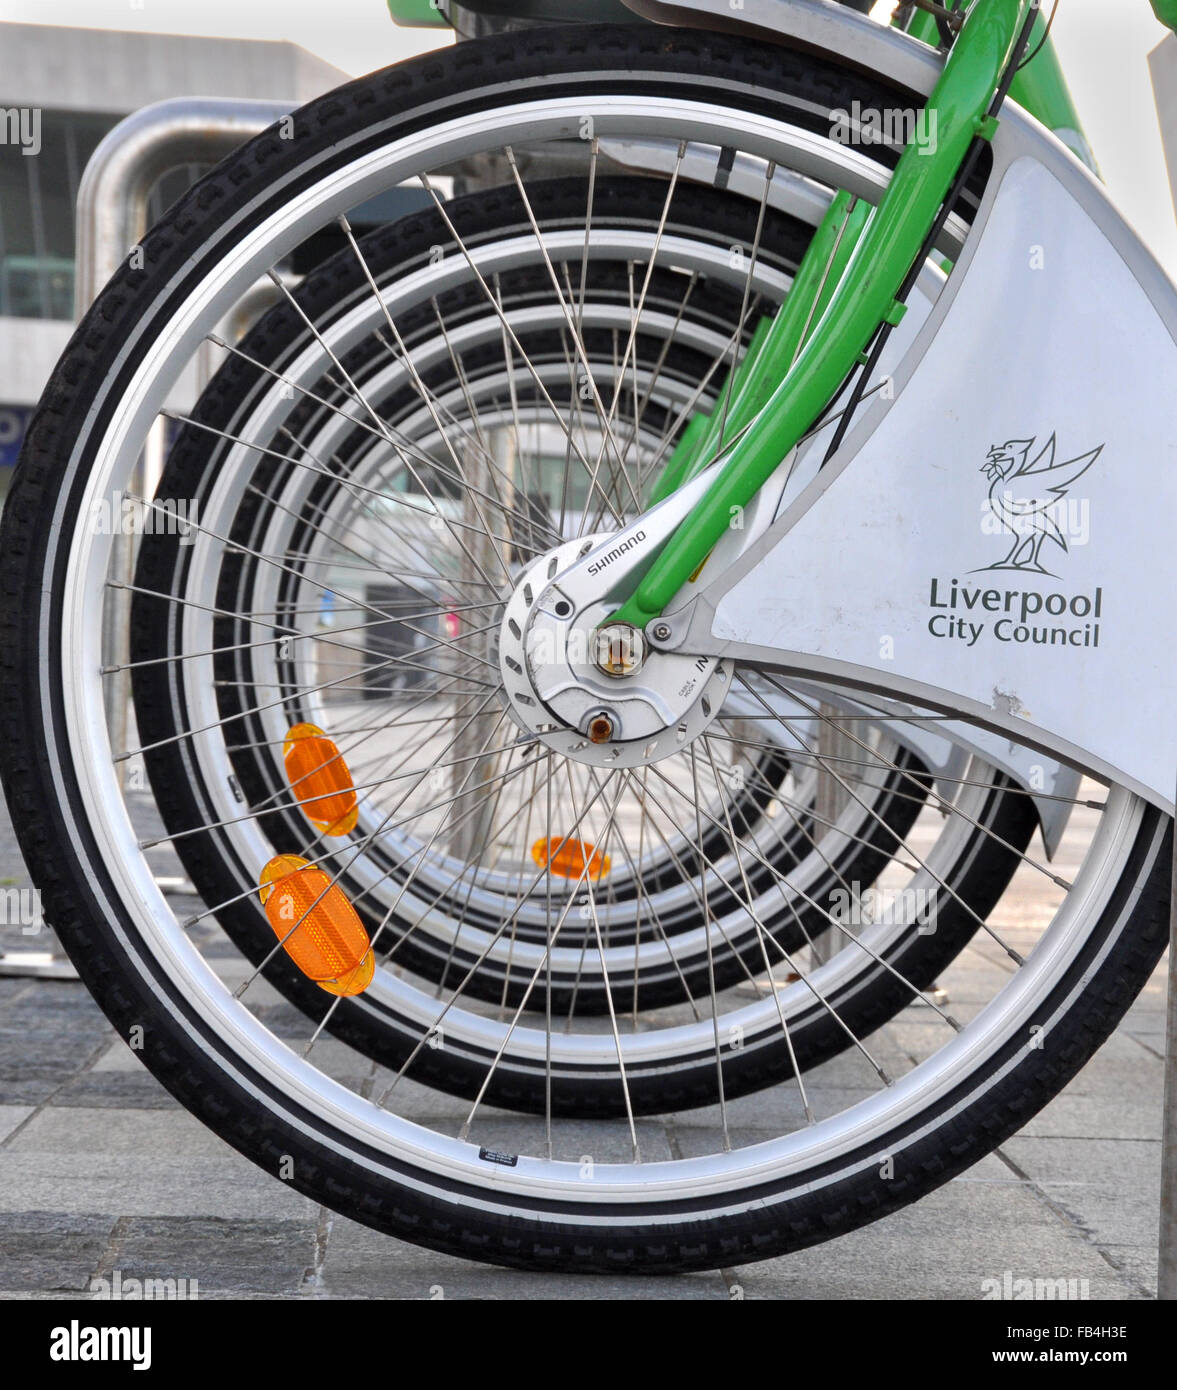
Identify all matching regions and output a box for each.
[283,723,358,836]
[258,854,374,996]
[531,836,610,881]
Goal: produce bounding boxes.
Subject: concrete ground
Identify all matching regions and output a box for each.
[0,791,1169,1301]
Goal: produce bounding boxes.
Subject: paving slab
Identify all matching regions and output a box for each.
[7,1106,239,1159]
[0,1106,32,1145]
[0,1154,319,1222]
[733,1178,1145,1301]
[1000,1136,1163,1251]
[103,1217,319,1298]
[0,1213,117,1294]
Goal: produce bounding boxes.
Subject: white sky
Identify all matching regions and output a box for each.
[3,0,1177,272]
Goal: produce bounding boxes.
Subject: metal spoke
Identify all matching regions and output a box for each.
[373,764,624,1108]
[690,744,731,1150]
[417,170,624,523]
[636,757,895,1086]
[701,737,814,1125]
[735,675,1029,965]
[263,268,514,589]
[759,674,1074,891]
[503,145,643,513]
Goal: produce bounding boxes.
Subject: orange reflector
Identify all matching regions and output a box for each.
[530,836,610,881]
[258,854,373,996]
[283,723,358,836]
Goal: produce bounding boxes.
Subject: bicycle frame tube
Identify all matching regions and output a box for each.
[648,190,872,505]
[1154,0,1177,31]
[903,5,1094,172]
[609,0,1034,632]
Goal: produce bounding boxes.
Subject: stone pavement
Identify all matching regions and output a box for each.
[0,793,1169,1301]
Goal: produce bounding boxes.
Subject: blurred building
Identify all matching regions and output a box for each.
[0,21,349,499]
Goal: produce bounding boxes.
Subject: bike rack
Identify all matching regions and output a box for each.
[1161,856,1177,1299]
[73,97,292,312]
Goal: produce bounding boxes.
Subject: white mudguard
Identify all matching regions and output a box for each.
[683,137,1177,811]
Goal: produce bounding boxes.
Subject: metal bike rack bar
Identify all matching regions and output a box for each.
[1161,865,1177,1299]
[1155,36,1177,1295]
[75,97,291,312]
[75,97,291,785]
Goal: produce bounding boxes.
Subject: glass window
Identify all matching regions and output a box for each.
[0,108,121,319]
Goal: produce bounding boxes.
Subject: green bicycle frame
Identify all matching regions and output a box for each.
[906,5,1094,171]
[609,0,1032,631]
[611,0,1177,629]
[1152,0,1177,31]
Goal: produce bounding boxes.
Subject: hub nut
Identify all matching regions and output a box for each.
[585,711,616,744]
[592,622,647,678]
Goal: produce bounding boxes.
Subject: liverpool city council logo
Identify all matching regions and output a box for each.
[975,434,1103,576]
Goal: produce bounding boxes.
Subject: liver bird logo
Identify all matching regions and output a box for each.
[976,434,1103,576]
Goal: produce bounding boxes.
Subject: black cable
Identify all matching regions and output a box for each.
[1017,0,1061,72]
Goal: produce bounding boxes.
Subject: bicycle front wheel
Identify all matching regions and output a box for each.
[1,24,1167,1272]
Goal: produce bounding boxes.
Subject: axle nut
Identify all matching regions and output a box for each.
[592,622,647,678]
[586,712,616,744]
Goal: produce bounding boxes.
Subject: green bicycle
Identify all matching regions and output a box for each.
[2,0,1175,1271]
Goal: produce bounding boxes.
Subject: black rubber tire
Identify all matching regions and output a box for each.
[1,25,1161,1273]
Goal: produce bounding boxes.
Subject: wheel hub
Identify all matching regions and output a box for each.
[498,536,729,768]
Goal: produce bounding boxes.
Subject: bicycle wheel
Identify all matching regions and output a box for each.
[132,173,983,1031]
[2,25,1164,1271]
